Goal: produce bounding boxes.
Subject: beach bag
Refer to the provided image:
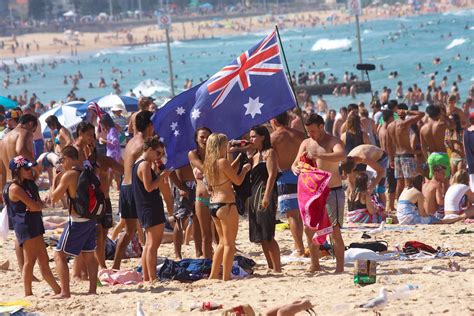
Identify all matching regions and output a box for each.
[349,241,388,252]
[403,241,437,254]
[70,168,106,220]
[0,206,8,241]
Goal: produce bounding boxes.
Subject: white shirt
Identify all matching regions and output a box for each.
[444,183,469,212]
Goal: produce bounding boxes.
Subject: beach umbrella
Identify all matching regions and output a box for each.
[87,94,138,112]
[0,96,18,109]
[39,101,88,138]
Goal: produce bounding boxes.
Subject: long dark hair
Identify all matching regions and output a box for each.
[251,125,271,151]
[347,112,362,134]
[194,127,212,147]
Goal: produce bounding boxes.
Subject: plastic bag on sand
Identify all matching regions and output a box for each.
[344,248,392,263]
[98,269,143,285]
[0,207,9,241]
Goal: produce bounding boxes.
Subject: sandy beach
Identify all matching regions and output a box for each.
[0,3,465,61]
[0,187,473,315]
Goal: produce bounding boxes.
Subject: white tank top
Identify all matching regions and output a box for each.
[444,183,469,212]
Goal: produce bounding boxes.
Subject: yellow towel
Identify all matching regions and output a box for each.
[0,299,31,307]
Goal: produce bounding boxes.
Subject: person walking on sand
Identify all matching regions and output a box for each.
[204,133,251,281]
[3,156,61,297]
[132,136,173,282]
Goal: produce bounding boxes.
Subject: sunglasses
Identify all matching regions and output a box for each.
[58,157,66,164]
[155,150,164,156]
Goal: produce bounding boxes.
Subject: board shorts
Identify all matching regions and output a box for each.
[386,167,397,194]
[119,184,137,219]
[173,181,196,221]
[276,170,299,215]
[326,186,345,227]
[33,139,44,160]
[427,152,450,179]
[397,200,440,225]
[55,218,97,256]
[394,154,416,179]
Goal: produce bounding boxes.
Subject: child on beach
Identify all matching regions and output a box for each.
[3,156,60,296]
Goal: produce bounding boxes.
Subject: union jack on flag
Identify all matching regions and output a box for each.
[153,30,296,169]
[207,31,284,108]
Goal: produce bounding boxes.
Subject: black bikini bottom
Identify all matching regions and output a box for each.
[208,202,237,218]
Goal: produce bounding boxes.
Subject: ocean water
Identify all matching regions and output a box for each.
[1,9,473,109]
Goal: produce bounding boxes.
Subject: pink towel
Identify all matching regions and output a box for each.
[98,269,143,285]
[297,155,333,245]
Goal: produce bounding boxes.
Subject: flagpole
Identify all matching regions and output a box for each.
[275,25,307,137]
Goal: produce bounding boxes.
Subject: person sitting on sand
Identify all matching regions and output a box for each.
[422,164,447,219]
[444,169,474,220]
[397,174,464,225]
[348,172,385,224]
[3,156,61,297]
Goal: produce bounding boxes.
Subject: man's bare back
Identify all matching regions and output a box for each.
[271,127,305,171]
[122,134,144,185]
[420,120,448,155]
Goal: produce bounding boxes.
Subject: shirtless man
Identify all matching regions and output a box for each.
[387,106,424,196]
[332,107,348,139]
[52,146,98,299]
[378,110,397,214]
[292,114,346,273]
[420,105,453,180]
[127,97,154,136]
[112,111,154,270]
[45,115,74,154]
[422,165,446,220]
[270,112,305,256]
[73,122,96,164]
[446,94,468,128]
[339,144,388,206]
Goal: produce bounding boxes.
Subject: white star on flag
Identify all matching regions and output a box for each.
[191,108,201,120]
[174,130,180,136]
[176,107,185,115]
[243,97,264,119]
[170,122,178,130]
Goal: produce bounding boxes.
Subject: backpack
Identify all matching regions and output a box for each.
[70,168,106,220]
[403,241,437,255]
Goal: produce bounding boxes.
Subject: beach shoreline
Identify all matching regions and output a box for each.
[1,3,472,62]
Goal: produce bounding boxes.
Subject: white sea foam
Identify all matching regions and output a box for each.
[311,38,352,51]
[0,54,69,64]
[442,9,474,17]
[446,38,467,50]
[363,29,372,34]
[129,79,170,97]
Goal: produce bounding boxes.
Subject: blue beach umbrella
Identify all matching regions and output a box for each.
[0,96,18,109]
[87,94,138,113]
[39,101,88,138]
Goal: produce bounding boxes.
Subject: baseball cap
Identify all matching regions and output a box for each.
[5,110,21,120]
[469,111,474,121]
[9,156,37,171]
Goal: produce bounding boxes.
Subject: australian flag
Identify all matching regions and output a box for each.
[153,30,297,169]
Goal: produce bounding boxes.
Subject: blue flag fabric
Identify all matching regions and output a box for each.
[152,31,297,169]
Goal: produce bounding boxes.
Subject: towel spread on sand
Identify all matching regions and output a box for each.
[297,155,333,245]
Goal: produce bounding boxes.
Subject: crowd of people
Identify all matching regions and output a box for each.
[1,84,474,300]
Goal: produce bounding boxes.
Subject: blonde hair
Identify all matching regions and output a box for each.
[204,133,228,186]
[450,169,469,186]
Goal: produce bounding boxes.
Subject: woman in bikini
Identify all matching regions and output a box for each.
[204,133,251,281]
[4,156,61,296]
[188,127,214,259]
[248,126,281,272]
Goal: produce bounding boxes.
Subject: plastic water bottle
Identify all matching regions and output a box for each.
[391,284,419,300]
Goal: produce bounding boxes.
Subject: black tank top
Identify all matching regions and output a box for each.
[345,131,364,154]
[132,159,164,213]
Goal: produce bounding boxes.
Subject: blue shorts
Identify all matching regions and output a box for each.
[55,219,97,256]
[33,139,44,160]
[276,171,299,215]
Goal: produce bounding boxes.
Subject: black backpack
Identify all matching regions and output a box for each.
[70,168,106,220]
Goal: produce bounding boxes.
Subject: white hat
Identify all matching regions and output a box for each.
[110,103,128,116]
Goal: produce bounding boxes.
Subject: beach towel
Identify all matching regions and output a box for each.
[297,155,333,245]
[98,269,143,285]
